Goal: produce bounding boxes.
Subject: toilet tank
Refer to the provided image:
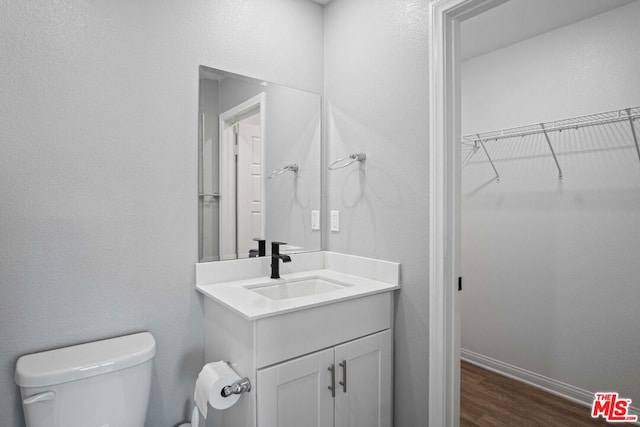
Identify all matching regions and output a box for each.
[15,332,156,427]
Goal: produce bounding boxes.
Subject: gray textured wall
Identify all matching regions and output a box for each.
[0,1,323,425]
[324,0,431,425]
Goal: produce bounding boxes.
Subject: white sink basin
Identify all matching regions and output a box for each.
[196,255,400,320]
[248,277,351,300]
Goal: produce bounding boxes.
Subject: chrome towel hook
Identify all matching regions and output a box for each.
[268,163,298,179]
[329,153,366,170]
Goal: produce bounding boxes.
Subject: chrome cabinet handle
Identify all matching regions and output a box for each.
[328,363,336,398]
[338,360,347,393]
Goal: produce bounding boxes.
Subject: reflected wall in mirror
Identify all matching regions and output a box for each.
[198,67,322,262]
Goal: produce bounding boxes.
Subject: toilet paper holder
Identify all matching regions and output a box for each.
[221,377,251,398]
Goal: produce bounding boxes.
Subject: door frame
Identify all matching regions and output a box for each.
[219,92,266,260]
[427,0,507,425]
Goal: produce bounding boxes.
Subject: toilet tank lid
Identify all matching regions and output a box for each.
[15,332,156,388]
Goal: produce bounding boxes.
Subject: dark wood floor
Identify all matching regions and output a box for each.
[461,361,634,426]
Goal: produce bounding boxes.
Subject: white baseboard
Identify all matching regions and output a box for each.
[461,348,640,424]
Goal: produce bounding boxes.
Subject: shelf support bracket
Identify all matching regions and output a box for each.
[626,108,640,166]
[462,141,479,168]
[540,123,563,179]
[477,135,500,182]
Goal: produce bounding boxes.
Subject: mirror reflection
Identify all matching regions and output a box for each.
[198,67,322,262]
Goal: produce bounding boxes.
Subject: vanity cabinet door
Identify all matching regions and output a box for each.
[257,348,334,427]
[334,330,392,427]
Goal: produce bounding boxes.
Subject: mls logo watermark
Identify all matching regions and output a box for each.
[591,392,638,423]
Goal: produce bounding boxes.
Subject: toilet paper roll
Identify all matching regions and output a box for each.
[194,361,242,418]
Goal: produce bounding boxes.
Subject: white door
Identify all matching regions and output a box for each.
[257,349,334,427]
[237,120,263,258]
[334,330,392,427]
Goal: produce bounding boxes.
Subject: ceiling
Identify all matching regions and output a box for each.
[461,0,637,60]
[310,0,635,59]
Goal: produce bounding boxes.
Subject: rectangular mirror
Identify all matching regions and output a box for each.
[198,66,322,262]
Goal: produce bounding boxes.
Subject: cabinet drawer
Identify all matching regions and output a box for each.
[255,292,392,368]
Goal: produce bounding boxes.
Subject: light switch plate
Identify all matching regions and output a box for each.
[311,210,320,230]
[330,210,340,232]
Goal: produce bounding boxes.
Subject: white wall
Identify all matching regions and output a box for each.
[461,1,640,406]
[324,0,430,425]
[0,0,323,425]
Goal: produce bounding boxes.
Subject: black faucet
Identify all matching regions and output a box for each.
[249,239,266,258]
[270,241,291,279]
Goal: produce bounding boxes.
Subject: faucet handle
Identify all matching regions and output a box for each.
[253,238,266,257]
[271,241,287,246]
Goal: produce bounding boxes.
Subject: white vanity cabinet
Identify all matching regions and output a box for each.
[257,330,391,427]
[196,253,400,427]
[201,290,395,427]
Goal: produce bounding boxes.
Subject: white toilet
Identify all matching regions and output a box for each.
[15,332,156,427]
[179,407,201,427]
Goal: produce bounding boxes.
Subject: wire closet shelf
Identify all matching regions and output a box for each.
[462,106,640,182]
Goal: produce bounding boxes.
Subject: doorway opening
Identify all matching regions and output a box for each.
[430,0,640,425]
[219,94,266,261]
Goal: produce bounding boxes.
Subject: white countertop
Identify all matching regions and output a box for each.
[196,268,399,320]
